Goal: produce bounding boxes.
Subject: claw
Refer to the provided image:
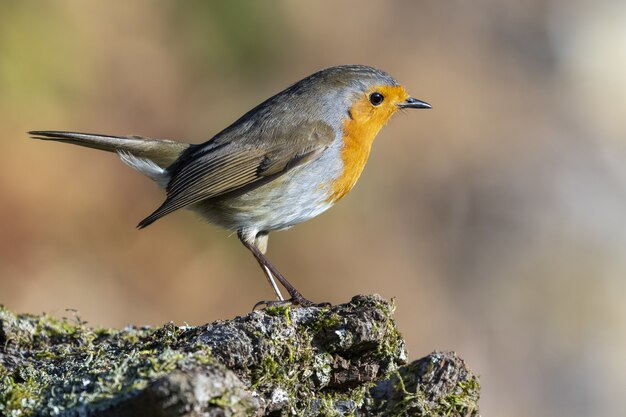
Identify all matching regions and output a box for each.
[253,299,294,310]
[252,297,332,311]
[315,301,332,308]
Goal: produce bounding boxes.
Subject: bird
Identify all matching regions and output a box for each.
[29,65,430,307]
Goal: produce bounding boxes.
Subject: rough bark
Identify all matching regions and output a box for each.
[0,295,480,416]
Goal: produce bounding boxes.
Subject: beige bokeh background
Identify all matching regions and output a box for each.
[1,1,625,416]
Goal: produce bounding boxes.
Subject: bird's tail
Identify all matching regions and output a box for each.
[29,130,190,168]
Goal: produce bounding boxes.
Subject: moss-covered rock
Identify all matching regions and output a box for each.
[367,351,480,416]
[0,295,480,416]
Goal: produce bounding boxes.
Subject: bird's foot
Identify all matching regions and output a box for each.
[252,296,331,310]
[253,299,292,310]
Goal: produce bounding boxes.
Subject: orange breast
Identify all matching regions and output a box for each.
[326,116,379,203]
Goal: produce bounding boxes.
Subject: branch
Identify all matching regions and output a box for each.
[0,295,479,416]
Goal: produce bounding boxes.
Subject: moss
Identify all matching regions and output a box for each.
[373,298,407,372]
[368,352,481,416]
[263,304,292,325]
[1,296,479,416]
[309,308,341,335]
[248,298,404,416]
[282,298,403,415]
[0,298,377,416]
[250,305,319,410]
[0,366,44,417]
[435,377,480,416]
[0,306,214,416]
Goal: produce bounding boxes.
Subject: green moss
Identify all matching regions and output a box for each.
[0,296,459,416]
[436,377,480,416]
[251,309,315,392]
[310,308,341,335]
[373,359,481,416]
[249,297,407,416]
[0,368,43,417]
[374,299,407,371]
[263,304,292,324]
[0,306,213,416]
[1,301,381,416]
[246,306,352,415]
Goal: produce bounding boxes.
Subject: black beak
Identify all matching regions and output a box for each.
[398,97,431,109]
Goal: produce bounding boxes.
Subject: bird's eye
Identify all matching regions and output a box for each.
[369,92,384,106]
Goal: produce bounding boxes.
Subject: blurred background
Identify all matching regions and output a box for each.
[1,0,625,415]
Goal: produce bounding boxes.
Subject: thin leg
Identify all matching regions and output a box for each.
[253,233,284,301]
[262,265,284,301]
[238,230,314,306]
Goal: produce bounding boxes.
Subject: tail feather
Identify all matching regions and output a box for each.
[117,151,170,188]
[30,130,193,228]
[29,130,189,168]
[137,207,166,229]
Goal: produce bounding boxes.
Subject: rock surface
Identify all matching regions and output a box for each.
[0,295,480,416]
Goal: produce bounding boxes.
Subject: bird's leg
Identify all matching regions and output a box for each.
[238,230,314,307]
[262,265,285,302]
[253,265,290,310]
[253,232,284,301]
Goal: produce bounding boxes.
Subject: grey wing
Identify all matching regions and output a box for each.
[137,121,335,228]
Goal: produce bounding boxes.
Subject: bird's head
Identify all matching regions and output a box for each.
[305,65,431,134]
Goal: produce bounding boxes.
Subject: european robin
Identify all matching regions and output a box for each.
[30,65,430,306]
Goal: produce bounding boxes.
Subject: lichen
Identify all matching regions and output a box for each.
[0,296,479,416]
[246,295,407,416]
[0,306,213,416]
[436,377,480,416]
[366,351,480,416]
[248,306,327,414]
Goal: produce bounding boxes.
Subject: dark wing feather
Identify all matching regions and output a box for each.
[138,121,335,228]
